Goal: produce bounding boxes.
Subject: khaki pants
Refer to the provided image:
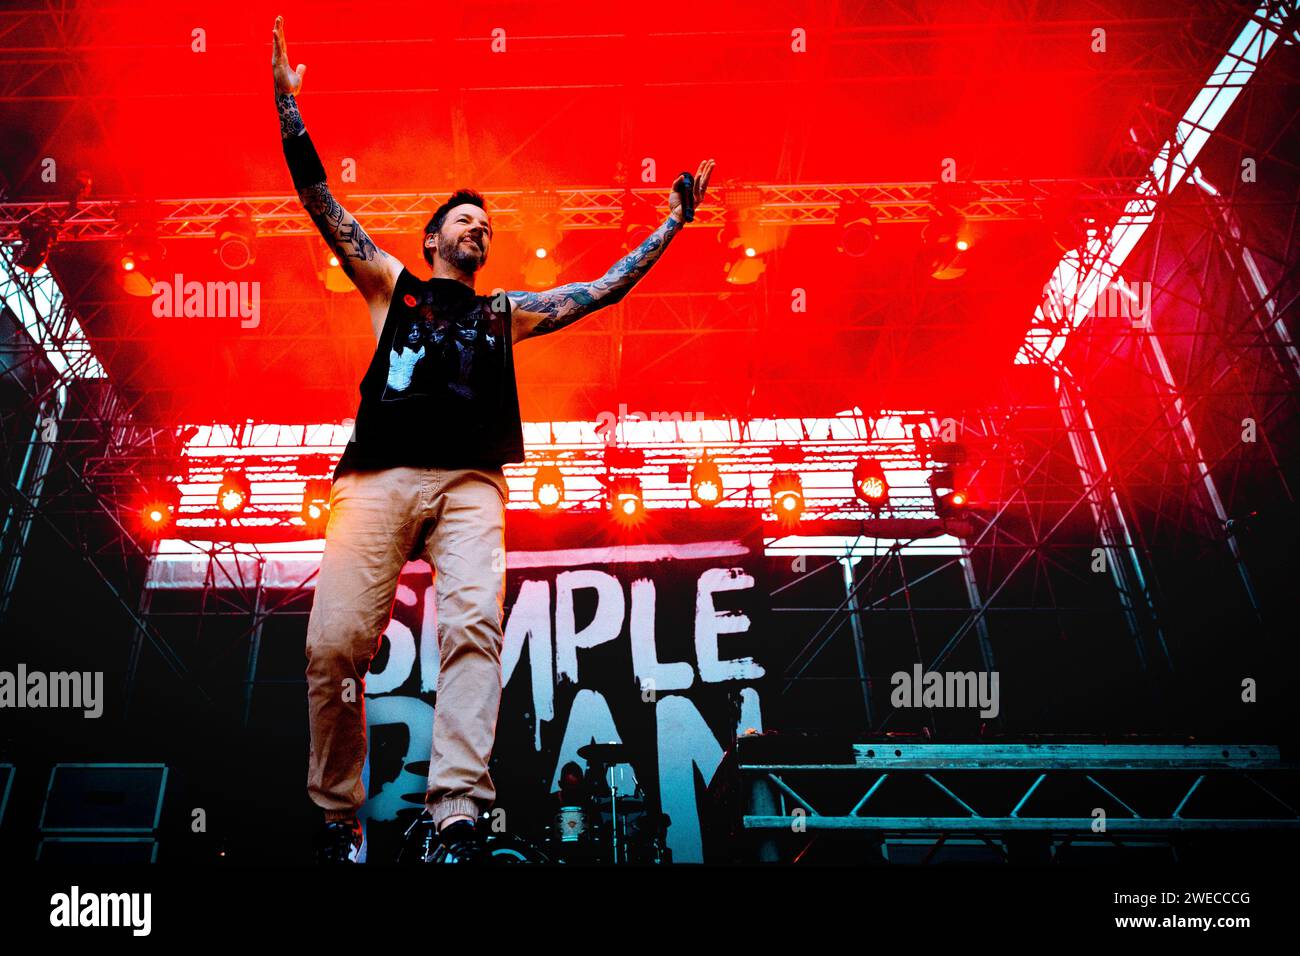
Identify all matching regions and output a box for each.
[304,465,509,828]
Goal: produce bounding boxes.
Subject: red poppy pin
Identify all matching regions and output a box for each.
[403,293,418,307]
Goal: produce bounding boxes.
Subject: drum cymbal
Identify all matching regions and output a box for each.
[594,795,646,811]
[576,741,633,763]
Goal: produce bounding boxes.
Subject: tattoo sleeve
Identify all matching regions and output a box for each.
[510,214,684,336]
[276,90,305,140]
[275,90,388,280]
[298,184,383,279]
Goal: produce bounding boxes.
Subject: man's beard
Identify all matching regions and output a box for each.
[440,234,485,273]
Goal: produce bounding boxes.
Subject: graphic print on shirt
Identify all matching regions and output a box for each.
[380,291,502,403]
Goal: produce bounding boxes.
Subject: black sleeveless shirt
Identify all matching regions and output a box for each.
[333,268,525,480]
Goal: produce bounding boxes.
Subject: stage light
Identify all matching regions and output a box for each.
[14,215,57,274]
[690,455,723,507]
[724,253,766,285]
[138,483,180,536]
[215,214,257,271]
[520,196,561,280]
[609,475,645,524]
[116,236,164,296]
[320,248,351,293]
[769,471,804,525]
[921,209,969,280]
[140,502,172,532]
[523,252,560,289]
[836,202,878,258]
[928,465,969,518]
[532,465,565,511]
[620,194,661,252]
[301,478,331,534]
[934,489,969,518]
[717,197,772,285]
[852,457,889,509]
[217,470,251,516]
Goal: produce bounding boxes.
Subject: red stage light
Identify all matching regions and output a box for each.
[933,488,970,518]
[140,504,171,534]
[215,214,257,271]
[301,478,331,534]
[532,465,564,511]
[138,482,180,536]
[835,202,878,258]
[217,470,251,516]
[852,457,889,508]
[690,456,723,507]
[116,237,164,295]
[609,475,645,525]
[769,471,804,525]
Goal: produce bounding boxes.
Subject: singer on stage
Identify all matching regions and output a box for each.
[271,15,714,863]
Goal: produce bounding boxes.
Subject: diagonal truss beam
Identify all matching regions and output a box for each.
[1018,0,1298,365]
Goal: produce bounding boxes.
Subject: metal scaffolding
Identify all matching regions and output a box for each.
[0,1,1294,859]
[737,741,1300,863]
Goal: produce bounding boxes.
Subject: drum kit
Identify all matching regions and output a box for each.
[396,740,671,864]
[541,741,672,865]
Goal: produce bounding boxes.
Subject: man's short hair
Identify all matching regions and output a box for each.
[423,188,488,267]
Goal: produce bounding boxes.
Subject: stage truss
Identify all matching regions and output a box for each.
[0,1,1296,853]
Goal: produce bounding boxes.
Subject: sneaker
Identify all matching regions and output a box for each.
[430,818,489,864]
[315,818,363,864]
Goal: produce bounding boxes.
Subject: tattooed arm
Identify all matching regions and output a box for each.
[272,16,399,338]
[508,160,714,343]
[507,215,684,343]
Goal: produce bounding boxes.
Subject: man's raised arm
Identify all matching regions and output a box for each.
[508,159,715,343]
[272,16,399,337]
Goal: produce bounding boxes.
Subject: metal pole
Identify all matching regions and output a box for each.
[243,561,267,728]
[839,553,874,729]
[957,549,998,678]
[1141,330,1260,614]
[0,386,64,626]
[122,547,157,719]
[1196,173,1300,383]
[1055,371,1171,670]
